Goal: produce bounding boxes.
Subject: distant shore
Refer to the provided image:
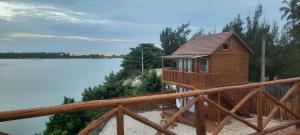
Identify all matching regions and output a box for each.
[0,57,122,59]
[0,52,124,59]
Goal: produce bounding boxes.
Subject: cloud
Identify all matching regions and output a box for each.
[0,1,129,25]
[9,33,136,42]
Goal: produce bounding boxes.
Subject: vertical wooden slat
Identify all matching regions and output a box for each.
[217,92,221,124]
[195,95,206,135]
[257,88,263,133]
[117,105,124,135]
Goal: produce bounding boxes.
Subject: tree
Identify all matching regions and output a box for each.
[121,43,163,72]
[280,0,300,43]
[160,23,191,55]
[280,0,300,29]
[43,97,89,135]
[223,5,284,81]
[222,14,244,38]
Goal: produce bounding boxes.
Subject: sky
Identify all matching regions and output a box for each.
[0,0,284,55]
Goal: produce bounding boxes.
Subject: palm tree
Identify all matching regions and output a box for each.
[280,0,300,29]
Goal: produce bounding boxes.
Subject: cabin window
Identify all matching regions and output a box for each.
[199,59,208,72]
[222,43,229,50]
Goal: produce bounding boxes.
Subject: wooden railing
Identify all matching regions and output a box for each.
[0,77,300,135]
[162,69,221,89]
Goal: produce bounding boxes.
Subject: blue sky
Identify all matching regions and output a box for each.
[0,0,284,55]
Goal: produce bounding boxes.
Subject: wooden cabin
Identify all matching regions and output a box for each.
[162,32,254,121]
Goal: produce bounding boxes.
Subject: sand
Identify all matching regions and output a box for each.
[99,111,281,135]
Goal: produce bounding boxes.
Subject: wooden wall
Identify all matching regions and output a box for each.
[208,36,250,85]
[207,36,251,121]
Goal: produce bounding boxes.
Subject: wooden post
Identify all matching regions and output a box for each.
[117,105,124,135]
[296,82,300,128]
[182,59,185,84]
[217,92,221,124]
[257,88,263,133]
[195,58,199,73]
[195,95,206,135]
[161,57,165,110]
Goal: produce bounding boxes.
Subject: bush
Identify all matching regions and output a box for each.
[139,70,161,93]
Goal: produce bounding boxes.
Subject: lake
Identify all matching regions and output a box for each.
[0,59,122,135]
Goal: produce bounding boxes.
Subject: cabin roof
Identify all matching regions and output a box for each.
[171,32,253,56]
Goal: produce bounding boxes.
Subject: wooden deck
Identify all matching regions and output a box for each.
[163,109,300,135]
[270,126,300,135]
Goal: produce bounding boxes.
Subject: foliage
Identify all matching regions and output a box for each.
[139,70,162,93]
[43,97,89,135]
[222,14,244,39]
[121,43,163,72]
[160,23,191,55]
[222,2,300,81]
[223,5,283,81]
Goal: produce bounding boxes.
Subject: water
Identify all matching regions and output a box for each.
[0,59,122,135]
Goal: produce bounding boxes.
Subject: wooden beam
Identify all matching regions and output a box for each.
[263,82,300,128]
[295,83,300,128]
[262,90,300,119]
[204,97,259,131]
[249,120,300,135]
[212,89,258,135]
[78,108,118,135]
[1,77,300,122]
[257,88,263,133]
[156,97,198,135]
[122,106,177,135]
[116,105,124,135]
[195,95,206,135]
[163,80,196,89]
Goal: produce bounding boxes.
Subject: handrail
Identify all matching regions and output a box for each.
[0,77,300,122]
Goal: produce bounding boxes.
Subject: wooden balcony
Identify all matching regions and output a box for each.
[162,69,222,89]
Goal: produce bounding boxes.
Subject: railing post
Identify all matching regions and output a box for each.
[296,82,300,128]
[117,105,124,135]
[257,88,263,133]
[195,95,206,135]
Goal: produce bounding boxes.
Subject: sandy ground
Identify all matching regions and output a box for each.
[99,111,281,135]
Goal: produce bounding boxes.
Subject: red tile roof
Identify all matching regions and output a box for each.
[172,32,253,55]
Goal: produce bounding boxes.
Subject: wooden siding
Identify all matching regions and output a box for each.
[209,36,250,85]
[207,36,251,120]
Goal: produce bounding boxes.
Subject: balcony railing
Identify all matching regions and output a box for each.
[162,69,222,89]
[0,77,300,135]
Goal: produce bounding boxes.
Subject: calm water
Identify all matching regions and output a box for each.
[0,59,122,135]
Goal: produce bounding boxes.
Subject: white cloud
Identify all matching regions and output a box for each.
[9,33,136,42]
[0,1,127,25]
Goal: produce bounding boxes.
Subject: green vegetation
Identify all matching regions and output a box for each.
[0,52,123,59]
[40,1,300,134]
[222,3,300,81]
[121,43,163,72]
[160,23,191,55]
